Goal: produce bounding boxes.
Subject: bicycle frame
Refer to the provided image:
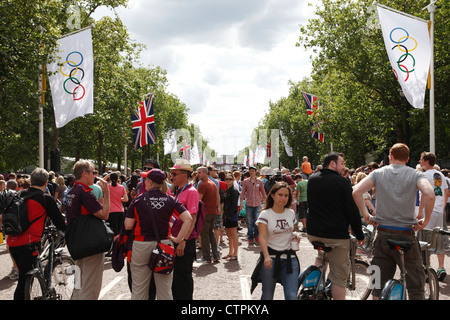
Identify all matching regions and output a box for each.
[26,227,60,300]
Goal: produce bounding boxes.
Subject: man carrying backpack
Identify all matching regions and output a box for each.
[6,168,66,300]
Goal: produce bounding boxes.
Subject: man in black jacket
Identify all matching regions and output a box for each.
[306,152,364,300]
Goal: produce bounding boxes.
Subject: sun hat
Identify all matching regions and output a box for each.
[169,158,193,172]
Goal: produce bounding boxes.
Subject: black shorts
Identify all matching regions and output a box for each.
[224,215,238,228]
[297,202,308,219]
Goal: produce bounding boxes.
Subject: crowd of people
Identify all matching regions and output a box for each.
[0,143,449,300]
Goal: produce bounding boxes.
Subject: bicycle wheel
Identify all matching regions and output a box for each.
[52,255,76,300]
[24,273,46,300]
[425,268,439,300]
[380,279,405,300]
[346,259,372,300]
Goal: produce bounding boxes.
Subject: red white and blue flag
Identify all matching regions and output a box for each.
[131,93,156,150]
[303,92,324,143]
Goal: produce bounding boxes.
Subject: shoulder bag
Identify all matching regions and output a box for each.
[147,201,175,274]
[66,191,114,260]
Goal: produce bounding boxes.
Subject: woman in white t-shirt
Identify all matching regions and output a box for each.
[256,181,301,300]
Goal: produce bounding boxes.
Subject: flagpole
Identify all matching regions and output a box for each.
[57,24,94,40]
[423,0,436,154]
[375,3,428,23]
[39,65,45,168]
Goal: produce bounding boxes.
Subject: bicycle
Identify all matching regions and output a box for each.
[357,225,375,256]
[24,225,76,300]
[297,236,371,300]
[380,227,450,300]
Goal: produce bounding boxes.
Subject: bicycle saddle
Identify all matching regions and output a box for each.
[312,241,332,252]
[387,239,412,252]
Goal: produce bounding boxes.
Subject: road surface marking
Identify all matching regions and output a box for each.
[99,276,123,299]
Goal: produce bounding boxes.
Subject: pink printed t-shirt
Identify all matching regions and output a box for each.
[171,184,199,240]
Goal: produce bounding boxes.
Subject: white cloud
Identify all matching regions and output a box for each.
[92,0,316,156]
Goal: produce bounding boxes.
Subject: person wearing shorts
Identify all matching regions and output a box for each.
[222,173,240,261]
[418,152,448,281]
[307,152,364,300]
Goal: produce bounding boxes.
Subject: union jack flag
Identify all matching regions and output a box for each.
[131,93,156,149]
[303,92,324,143]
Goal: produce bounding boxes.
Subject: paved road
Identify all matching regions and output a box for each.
[1,225,450,301]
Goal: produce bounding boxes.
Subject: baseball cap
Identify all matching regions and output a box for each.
[141,168,166,184]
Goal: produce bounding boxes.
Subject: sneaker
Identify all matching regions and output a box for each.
[197,257,212,264]
[437,268,447,281]
[8,268,19,280]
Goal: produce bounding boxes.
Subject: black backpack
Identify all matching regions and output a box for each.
[2,190,45,235]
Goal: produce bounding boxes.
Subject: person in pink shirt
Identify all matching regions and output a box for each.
[107,172,128,237]
[241,166,266,243]
[169,159,199,300]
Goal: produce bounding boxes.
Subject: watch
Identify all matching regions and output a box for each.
[182,238,187,242]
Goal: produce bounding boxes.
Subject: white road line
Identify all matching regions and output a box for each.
[237,246,253,300]
[99,276,123,299]
[240,275,252,300]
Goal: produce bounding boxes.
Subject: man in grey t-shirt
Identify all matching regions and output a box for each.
[353,143,435,300]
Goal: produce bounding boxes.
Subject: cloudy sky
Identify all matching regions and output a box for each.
[92,0,316,156]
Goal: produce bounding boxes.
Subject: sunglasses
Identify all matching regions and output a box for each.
[143,166,152,171]
[225,178,234,181]
[171,170,189,177]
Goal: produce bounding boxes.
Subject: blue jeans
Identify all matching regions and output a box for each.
[246,205,260,240]
[260,257,300,300]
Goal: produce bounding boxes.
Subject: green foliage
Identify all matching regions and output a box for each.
[262,0,449,168]
[0,0,206,173]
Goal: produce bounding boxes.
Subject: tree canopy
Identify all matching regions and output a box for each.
[258,0,449,169]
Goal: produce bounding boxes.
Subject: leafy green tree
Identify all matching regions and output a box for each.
[295,0,449,165]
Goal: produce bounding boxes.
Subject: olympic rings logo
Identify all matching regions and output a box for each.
[151,201,166,210]
[389,27,417,82]
[59,51,86,100]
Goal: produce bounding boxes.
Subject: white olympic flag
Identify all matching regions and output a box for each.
[377,6,431,109]
[47,28,94,128]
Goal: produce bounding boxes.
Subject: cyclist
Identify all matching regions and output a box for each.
[353,143,435,300]
[418,152,448,281]
[306,152,364,300]
[7,168,67,300]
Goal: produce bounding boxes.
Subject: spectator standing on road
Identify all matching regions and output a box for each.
[241,166,266,244]
[169,159,199,300]
[66,160,110,300]
[61,175,75,214]
[137,158,160,195]
[256,181,300,300]
[307,152,364,300]
[301,156,312,180]
[197,167,221,263]
[353,143,435,300]
[54,176,66,210]
[295,174,308,232]
[418,151,448,281]
[7,168,66,300]
[3,179,19,280]
[124,169,192,300]
[222,173,240,261]
[107,172,128,238]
